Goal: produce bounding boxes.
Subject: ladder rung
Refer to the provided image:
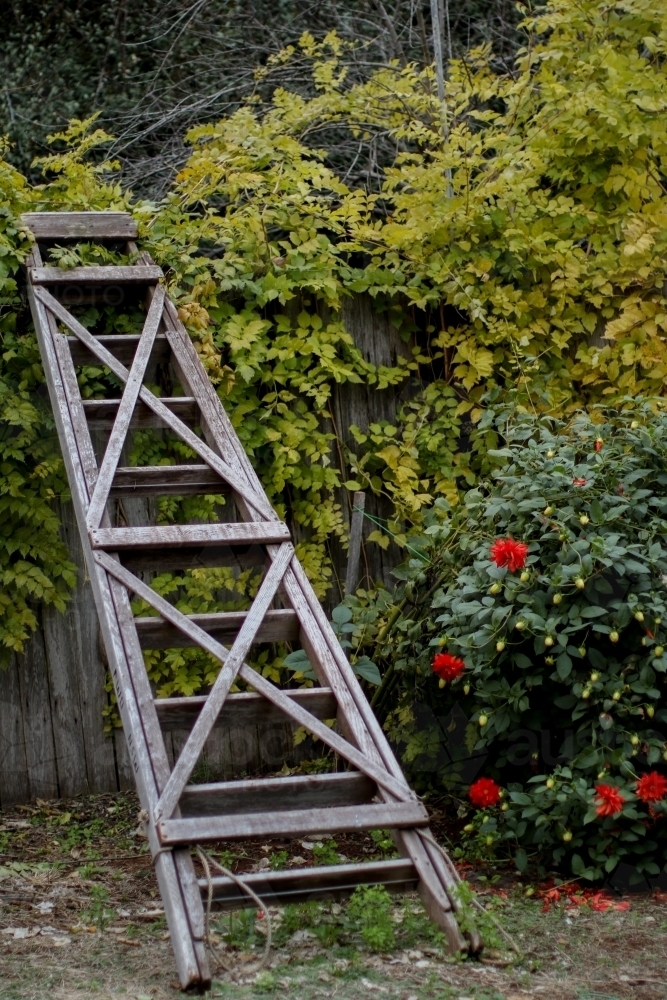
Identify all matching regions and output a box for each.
[22,211,138,241]
[83,397,197,429]
[109,465,229,499]
[199,858,418,912]
[90,522,290,550]
[181,772,375,818]
[69,334,170,366]
[157,801,429,844]
[122,544,267,575]
[142,608,299,652]
[30,265,162,285]
[156,686,334,730]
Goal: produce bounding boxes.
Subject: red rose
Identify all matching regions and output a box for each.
[573,478,587,486]
[432,652,466,682]
[489,538,529,573]
[595,439,603,452]
[594,783,625,818]
[636,772,667,804]
[469,777,501,808]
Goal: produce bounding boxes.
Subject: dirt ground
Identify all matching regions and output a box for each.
[1,792,666,1000]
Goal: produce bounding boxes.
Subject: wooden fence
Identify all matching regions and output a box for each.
[0,295,413,806]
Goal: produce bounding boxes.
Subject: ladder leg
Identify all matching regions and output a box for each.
[110,583,211,988]
[28,273,210,988]
[154,850,207,987]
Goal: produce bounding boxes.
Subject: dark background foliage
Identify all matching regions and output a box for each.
[0,0,521,196]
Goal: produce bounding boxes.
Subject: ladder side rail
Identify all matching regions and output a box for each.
[162,301,408,772]
[161,307,389,756]
[286,562,470,947]
[108,581,210,979]
[287,560,474,945]
[161,304,420,783]
[26,265,210,987]
[162,298,278,519]
[161,292,472,951]
[30,264,171,805]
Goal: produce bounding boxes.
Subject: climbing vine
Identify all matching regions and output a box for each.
[1,0,667,703]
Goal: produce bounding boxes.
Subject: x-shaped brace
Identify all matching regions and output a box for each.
[34,286,275,522]
[93,549,414,825]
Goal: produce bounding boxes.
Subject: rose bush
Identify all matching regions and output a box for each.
[341,400,667,879]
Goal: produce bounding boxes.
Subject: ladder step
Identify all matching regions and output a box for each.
[142,608,299,652]
[90,522,291,550]
[157,801,429,844]
[21,211,138,241]
[30,265,162,285]
[122,544,267,575]
[199,858,419,912]
[109,465,229,499]
[83,397,197,429]
[156,686,334,730]
[181,772,375,818]
[69,334,170,367]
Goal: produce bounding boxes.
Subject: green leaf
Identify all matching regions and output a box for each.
[588,648,606,670]
[557,653,572,680]
[352,656,381,685]
[332,605,353,625]
[571,854,585,876]
[590,500,604,524]
[283,649,317,680]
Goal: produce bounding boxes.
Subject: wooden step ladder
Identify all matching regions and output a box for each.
[23,211,477,989]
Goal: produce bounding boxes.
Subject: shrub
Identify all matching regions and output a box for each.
[343,401,667,880]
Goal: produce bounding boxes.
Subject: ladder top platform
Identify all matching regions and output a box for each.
[22,210,138,241]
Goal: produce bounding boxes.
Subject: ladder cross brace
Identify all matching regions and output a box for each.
[33,285,274,520]
[86,285,165,529]
[94,550,418,807]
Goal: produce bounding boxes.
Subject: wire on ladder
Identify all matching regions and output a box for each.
[196,846,273,976]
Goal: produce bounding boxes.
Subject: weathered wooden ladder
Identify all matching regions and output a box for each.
[23,211,475,989]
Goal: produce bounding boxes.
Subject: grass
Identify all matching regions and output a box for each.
[1,792,666,999]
